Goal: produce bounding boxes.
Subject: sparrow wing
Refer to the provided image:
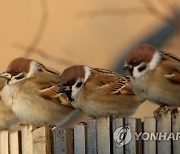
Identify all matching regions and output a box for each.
[109,77,135,95]
[38,84,72,107]
[29,72,73,108]
[92,68,135,95]
[162,51,180,63]
[162,52,180,84]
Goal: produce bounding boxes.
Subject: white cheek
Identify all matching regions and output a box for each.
[71,66,91,99]
[8,77,24,84]
[133,51,161,78]
[133,66,148,78]
[149,51,161,70]
[84,66,92,82]
[26,61,39,78]
[71,85,81,98]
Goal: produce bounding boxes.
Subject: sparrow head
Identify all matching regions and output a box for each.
[0,57,48,84]
[58,65,92,102]
[124,44,162,78]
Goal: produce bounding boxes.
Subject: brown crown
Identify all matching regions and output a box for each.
[61,65,85,84]
[127,44,158,65]
[7,57,32,73]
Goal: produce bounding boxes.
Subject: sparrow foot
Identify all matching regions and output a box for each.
[154,106,179,119]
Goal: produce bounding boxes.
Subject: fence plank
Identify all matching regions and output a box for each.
[112,117,124,154]
[87,119,97,154]
[136,119,142,154]
[21,125,33,154]
[74,125,86,154]
[9,131,19,154]
[32,127,51,154]
[143,117,156,154]
[172,109,180,154]
[53,128,73,154]
[157,111,171,154]
[124,118,137,154]
[97,117,111,154]
[0,114,176,154]
[0,130,8,154]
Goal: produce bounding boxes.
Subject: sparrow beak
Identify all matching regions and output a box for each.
[123,64,133,70]
[0,72,12,80]
[58,85,71,93]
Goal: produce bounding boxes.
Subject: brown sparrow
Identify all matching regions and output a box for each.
[58,65,144,118]
[124,44,180,114]
[0,78,20,130]
[0,57,75,126]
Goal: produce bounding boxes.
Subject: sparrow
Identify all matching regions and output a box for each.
[58,65,144,118]
[0,78,20,130]
[0,57,75,126]
[124,44,180,115]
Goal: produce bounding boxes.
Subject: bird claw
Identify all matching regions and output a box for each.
[154,106,179,119]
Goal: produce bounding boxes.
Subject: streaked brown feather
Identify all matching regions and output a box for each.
[38,84,73,107]
[162,51,180,62]
[161,52,180,84]
[38,85,59,103]
[27,71,73,108]
[90,68,135,95]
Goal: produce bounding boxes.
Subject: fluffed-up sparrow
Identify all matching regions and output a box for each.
[58,65,144,118]
[124,44,180,115]
[0,57,75,126]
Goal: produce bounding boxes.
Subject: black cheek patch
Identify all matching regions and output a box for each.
[15,74,25,80]
[76,81,83,88]
[138,64,147,72]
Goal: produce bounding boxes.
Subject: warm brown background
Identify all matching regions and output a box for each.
[0,0,179,118]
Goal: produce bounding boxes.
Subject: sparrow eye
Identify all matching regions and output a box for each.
[132,60,139,66]
[68,79,76,86]
[76,81,83,88]
[13,70,19,76]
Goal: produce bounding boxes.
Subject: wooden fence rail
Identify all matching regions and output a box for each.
[53,110,180,154]
[0,125,52,154]
[0,110,180,154]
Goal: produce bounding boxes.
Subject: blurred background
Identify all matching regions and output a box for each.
[0,0,180,119]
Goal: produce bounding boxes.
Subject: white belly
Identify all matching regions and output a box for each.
[1,84,58,124]
[131,75,149,100]
[1,84,19,108]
